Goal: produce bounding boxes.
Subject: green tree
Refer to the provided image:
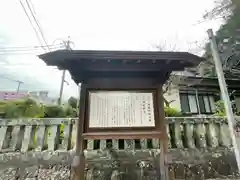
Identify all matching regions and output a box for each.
[202,1,240,78]
[2,98,44,118]
[68,96,78,109]
[204,0,240,20]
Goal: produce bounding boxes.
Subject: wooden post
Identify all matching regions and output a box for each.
[157,86,170,180]
[71,83,87,180]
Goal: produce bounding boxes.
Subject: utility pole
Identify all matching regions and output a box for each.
[207,29,240,172]
[0,75,24,93]
[16,80,24,93]
[58,38,71,105]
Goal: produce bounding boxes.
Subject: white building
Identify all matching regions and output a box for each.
[29,91,58,105]
[164,74,240,115]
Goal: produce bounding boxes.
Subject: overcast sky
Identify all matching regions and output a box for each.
[0,0,222,100]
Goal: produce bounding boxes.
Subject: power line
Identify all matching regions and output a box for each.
[0,44,64,55]
[0,48,63,54]
[1,64,58,68]
[0,52,40,55]
[0,75,24,92]
[18,0,71,102]
[25,0,50,51]
[0,75,22,82]
[0,46,62,53]
[0,48,54,53]
[0,43,63,50]
[19,0,46,51]
[28,0,37,16]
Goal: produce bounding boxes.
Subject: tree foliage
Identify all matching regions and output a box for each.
[214,99,240,116]
[204,0,240,20]
[68,96,78,109]
[202,0,240,78]
[0,98,181,118]
[0,98,77,118]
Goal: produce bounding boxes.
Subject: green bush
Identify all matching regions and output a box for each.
[65,106,77,117]
[214,100,226,116]
[0,98,77,119]
[214,100,240,117]
[43,105,66,118]
[1,98,45,118]
[164,106,182,117]
[3,101,23,118]
[68,97,77,109]
[0,97,183,118]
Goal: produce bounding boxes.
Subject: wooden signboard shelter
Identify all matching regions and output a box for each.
[39,50,203,180]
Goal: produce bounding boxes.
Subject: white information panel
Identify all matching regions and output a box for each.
[89,91,155,128]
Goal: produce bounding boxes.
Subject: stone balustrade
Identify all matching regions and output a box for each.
[0,117,239,179]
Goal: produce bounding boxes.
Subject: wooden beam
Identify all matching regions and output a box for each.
[85,78,164,89]
[84,63,169,71]
[157,86,170,180]
[82,131,163,139]
[71,61,185,72]
[71,71,171,85]
[71,83,87,180]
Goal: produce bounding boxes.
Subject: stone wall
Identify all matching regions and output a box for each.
[0,149,239,179]
[0,165,70,180]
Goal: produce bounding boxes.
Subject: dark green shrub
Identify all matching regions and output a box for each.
[68,97,77,109]
[43,105,66,118]
[65,106,77,117]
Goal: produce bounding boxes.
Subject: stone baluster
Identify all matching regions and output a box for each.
[47,125,58,150]
[21,126,33,152]
[100,140,107,150]
[9,126,21,151]
[28,126,37,150]
[87,140,94,150]
[195,122,207,148]
[166,124,171,148]
[185,122,195,149]
[174,121,183,148]
[112,140,119,150]
[0,126,8,151]
[60,124,72,150]
[152,139,160,149]
[219,122,232,147]
[71,123,77,150]
[124,140,135,150]
[206,122,219,148]
[140,139,148,149]
[2,127,12,149]
[36,125,46,151]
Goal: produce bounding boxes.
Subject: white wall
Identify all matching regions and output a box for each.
[164,86,181,110]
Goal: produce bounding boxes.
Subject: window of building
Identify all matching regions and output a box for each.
[234,96,240,113]
[180,92,217,114]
